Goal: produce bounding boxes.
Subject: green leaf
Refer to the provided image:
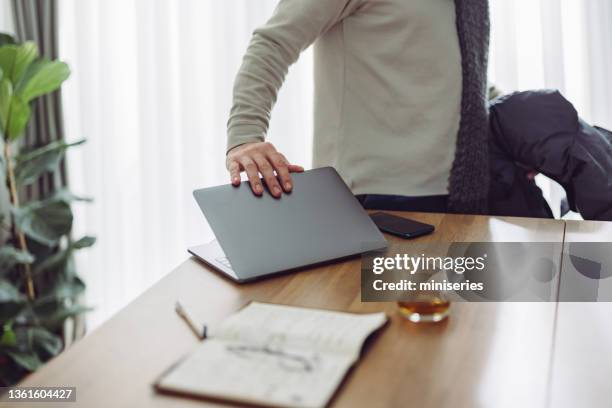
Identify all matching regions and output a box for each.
[0,279,26,321]
[32,247,71,276]
[0,33,16,47]
[34,301,91,331]
[11,42,38,84]
[1,324,17,347]
[16,139,86,163]
[0,279,25,302]
[0,77,12,134]
[0,302,25,322]
[0,77,31,141]
[33,236,94,277]
[13,197,73,246]
[15,139,86,185]
[30,327,62,356]
[0,45,67,142]
[0,45,17,84]
[15,58,70,103]
[0,42,39,85]
[52,188,93,203]
[73,236,96,249]
[5,349,41,371]
[0,280,26,321]
[38,277,86,302]
[0,245,34,274]
[6,94,31,140]
[58,277,86,298]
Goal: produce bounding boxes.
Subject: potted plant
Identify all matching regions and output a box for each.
[0,33,94,385]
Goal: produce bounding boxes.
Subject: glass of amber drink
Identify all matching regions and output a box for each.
[398,290,450,323]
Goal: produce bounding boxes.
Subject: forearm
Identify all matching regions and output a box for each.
[226,28,294,151]
[226,0,365,152]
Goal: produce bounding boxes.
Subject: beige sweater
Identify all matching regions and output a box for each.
[227,0,462,197]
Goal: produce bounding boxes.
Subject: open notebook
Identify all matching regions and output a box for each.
[155,302,388,408]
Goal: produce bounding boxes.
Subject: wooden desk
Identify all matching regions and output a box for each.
[549,220,612,408]
[17,213,566,408]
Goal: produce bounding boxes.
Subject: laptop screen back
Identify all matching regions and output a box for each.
[193,167,387,280]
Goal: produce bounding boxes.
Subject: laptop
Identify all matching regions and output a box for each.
[189,167,387,282]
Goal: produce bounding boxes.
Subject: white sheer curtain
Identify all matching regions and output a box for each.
[0,0,14,33]
[59,0,313,328]
[58,0,612,329]
[490,0,612,127]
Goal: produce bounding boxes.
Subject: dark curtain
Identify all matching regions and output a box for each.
[12,0,66,201]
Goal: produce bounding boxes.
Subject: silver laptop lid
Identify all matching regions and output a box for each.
[193,167,387,281]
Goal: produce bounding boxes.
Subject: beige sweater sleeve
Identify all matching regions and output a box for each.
[226,0,364,152]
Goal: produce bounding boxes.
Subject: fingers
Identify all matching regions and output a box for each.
[239,157,264,195]
[287,164,305,173]
[269,153,293,192]
[226,142,303,197]
[228,161,241,186]
[253,154,282,198]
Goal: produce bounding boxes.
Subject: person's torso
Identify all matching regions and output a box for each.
[313,0,462,197]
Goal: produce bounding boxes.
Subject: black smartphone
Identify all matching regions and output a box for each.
[370,212,435,239]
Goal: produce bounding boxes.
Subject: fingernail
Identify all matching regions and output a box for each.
[273,186,281,195]
[285,182,292,190]
[233,177,239,184]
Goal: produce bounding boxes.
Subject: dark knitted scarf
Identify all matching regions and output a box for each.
[448,0,491,214]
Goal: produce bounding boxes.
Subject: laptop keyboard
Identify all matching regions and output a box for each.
[215,256,233,270]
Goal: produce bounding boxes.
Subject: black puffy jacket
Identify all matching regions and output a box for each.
[488,90,612,221]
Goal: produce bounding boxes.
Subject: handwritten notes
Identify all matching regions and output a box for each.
[156,302,387,408]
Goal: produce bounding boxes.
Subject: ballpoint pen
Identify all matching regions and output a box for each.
[175,301,207,341]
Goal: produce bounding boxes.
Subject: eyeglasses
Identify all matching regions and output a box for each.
[226,344,318,373]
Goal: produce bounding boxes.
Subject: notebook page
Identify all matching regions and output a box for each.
[212,302,387,357]
[157,303,388,408]
[158,339,353,408]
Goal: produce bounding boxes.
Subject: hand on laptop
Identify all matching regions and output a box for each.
[226,142,304,198]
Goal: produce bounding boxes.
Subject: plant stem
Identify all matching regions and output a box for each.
[3,141,35,300]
